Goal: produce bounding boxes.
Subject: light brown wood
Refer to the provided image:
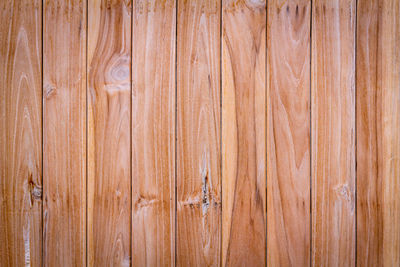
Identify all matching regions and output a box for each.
[0,1,42,266]
[311,0,356,266]
[3,1,400,265]
[267,1,310,266]
[131,1,176,266]
[87,0,131,266]
[357,0,400,266]
[222,1,266,266]
[43,0,87,265]
[176,0,221,266]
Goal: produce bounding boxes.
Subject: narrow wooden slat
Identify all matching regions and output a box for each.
[43,0,86,265]
[311,0,356,265]
[176,0,221,265]
[131,1,176,265]
[87,0,131,266]
[266,1,310,266]
[222,1,266,266]
[0,1,42,266]
[357,0,400,266]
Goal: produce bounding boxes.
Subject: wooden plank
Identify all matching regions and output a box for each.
[176,0,221,265]
[131,1,176,266]
[0,1,42,266]
[266,1,310,266]
[222,1,266,266]
[357,0,400,266]
[87,0,131,266]
[43,0,86,265]
[311,0,356,265]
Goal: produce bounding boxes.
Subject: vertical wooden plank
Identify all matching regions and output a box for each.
[0,0,42,266]
[176,0,221,266]
[43,0,86,265]
[267,1,310,266]
[87,0,131,266]
[357,0,400,266]
[222,0,266,266]
[311,0,356,265]
[131,1,176,266]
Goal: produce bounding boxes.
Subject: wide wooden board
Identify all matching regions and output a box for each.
[0,1,42,266]
[87,0,132,266]
[43,0,87,265]
[177,0,221,266]
[222,0,266,266]
[132,0,176,266]
[311,0,356,265]
[267,0,310,266]
[357,0,400,266]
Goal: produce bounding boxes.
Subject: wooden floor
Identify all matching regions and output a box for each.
[0,0,399,266]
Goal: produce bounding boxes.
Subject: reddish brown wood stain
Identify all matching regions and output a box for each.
[0,0,399,266]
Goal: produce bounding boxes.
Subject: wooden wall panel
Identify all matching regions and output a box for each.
[43,0,86,265]
[0,1,42,266]
[132,1,176,266]
[222,1,266,266]
[357,0,400,266]
[87,0,131,266]
[267,1,310,266]
[177,0,221,266]
[312,0,356,266]
[2,0,400,265]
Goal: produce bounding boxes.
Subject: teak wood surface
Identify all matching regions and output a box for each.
[1,0,399,266]
[43,1,87,265]
[267,1,310,265]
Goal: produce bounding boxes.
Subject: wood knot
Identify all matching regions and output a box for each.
[27,178,42,206]
[110,64,129,82]
[44,84,56,98]
[201,169,210,216]
[31,186,42,200]
[334,184,354,211]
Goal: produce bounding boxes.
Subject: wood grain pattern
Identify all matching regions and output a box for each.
[222,1,266,266]
[311,1,356,266]
[132,1,176,266]
[0,1,42,266]
[266,1,310,266]
[177,0,221,266]
[87,1,131,266]
[43,0,86,265]
[3,1,400,265]
[357,0,400,266]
